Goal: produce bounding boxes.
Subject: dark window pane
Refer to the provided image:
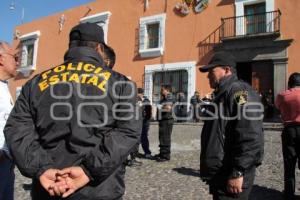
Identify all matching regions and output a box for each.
[27,44,34,66]
[147,23,159,49]
[244,3,266,34]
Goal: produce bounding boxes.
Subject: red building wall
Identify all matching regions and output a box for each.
[9,0,299,101]
[10,0,234,99]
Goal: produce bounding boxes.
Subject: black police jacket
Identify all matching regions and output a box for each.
[4,47,141,200]
[159,93,175,120]
[200,74,264,182]
[142,97,152,121]
[190,95,201,105]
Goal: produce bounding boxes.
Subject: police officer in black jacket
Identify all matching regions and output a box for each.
[190,91,201,122]
[4,23,141,200]
[156,85,175,162]
[199,51,264,200]
[138,88,152,157]
[126,88,152,166]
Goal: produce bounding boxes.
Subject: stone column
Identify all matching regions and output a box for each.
[273,59,287,97]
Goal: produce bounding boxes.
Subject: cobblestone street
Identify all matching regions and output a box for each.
[14,123,299,200]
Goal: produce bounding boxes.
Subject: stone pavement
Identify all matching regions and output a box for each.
[13,123,300,200]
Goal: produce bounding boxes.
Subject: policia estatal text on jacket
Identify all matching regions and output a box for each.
[38,62,111,92]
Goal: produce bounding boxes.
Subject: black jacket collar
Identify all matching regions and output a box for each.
[213,74,238,101]
[64,47,104,66]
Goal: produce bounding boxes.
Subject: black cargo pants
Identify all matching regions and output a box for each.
[158,118,174,160]
[281,125,300,199]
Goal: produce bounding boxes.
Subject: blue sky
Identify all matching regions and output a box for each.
[0,0,94,43]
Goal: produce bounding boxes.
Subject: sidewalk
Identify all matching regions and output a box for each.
[14,123,293,200]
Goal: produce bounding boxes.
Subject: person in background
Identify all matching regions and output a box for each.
[155,85,175,162]
[103,45,116,69]
[138,88,152,158]
[190,91,201,122]
[202,93,212,102]
[126,88,145,167]
[0,41,19,200]
[275,72,300,200]
[102,40,143,168]
[265,89,274,120]
[176,91,187,122]
[126,87,153,166]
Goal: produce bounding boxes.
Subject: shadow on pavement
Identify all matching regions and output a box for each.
[172,167,200,177]
[250,185,283,200]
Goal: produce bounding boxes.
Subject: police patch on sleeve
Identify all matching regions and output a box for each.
[233,91,248,105]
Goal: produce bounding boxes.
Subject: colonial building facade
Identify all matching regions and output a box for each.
[10,0,299,107]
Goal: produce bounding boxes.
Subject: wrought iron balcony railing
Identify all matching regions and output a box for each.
[220,10,281,40]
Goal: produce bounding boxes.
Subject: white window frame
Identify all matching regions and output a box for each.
[235,0,275,35]
[144,61,196,106]
[80,11,112,44]
[139,13,166,58]
[18,31,40,72]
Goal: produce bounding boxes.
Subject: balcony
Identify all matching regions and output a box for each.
[220,10,281,40]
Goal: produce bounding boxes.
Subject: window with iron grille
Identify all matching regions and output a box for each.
[152,70,188,104]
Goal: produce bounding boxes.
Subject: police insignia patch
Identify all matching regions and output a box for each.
[234,91,248,105]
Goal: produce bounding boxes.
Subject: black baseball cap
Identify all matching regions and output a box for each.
[69,22,110,49]
[199,51,236,72]
[288,72,300,88]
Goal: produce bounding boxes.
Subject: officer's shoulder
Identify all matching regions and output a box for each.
[229,79,258,103]
[109,69,137,95]
[22,73,43,90]
[12,73,43,98]
[110,69,133,83]
[229,79,253,93]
